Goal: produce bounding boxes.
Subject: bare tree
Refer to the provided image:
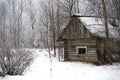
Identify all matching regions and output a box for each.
[40,0,82,57]
[58,0,79,21]
[0,0,34,76]
[40,0,57,57]
[26,0,36,48]
[101,0,113,64]
[87,0,120,64]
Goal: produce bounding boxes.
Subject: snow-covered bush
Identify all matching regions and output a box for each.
[0,48,34,76]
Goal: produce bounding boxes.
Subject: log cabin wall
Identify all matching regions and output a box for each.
[65,39,98,63]
[61,17,98,63]
[57,16,120,64]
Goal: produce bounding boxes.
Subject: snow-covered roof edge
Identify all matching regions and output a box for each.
[72,14,119,39]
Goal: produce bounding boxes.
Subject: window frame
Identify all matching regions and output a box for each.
[76,46,87,55]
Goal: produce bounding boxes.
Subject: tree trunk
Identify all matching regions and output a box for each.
[102,0,112,65]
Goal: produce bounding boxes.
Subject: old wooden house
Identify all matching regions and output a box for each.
[57,15,120,64]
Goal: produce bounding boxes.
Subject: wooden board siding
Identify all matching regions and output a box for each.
[65,39,98,62]
[68,54,97,61]
[64,40,68,61]
[57,16,120,64]
[62,18,91,40]
[58,17,99,63]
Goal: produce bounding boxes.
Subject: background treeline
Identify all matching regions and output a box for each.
[0,0,120,50]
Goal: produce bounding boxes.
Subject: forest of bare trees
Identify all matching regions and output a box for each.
[0,0,120,75]
[0,0,119,52]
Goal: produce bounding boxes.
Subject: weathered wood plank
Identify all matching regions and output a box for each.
[68,55,98,61]
[62,18,92,39]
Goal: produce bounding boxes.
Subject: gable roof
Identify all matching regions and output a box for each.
[79,17,119,39]
[57,16,119,41]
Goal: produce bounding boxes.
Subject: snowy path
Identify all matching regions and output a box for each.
[0,49,120,80]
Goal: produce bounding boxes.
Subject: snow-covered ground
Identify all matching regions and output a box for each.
[0,49,120,80]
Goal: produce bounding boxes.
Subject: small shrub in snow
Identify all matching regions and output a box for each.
[0,48,34,76]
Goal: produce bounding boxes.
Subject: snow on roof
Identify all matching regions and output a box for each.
[77,17,119,39]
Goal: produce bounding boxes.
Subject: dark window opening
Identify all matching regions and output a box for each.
[78,48,86,54]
